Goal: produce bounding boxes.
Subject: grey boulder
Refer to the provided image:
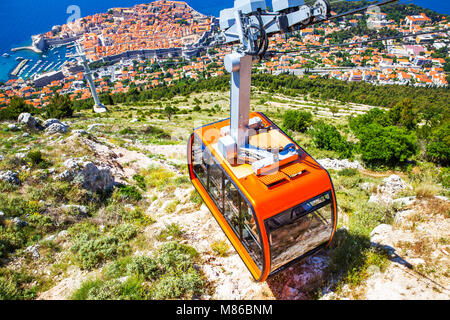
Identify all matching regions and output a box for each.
[0,171,20,185]
[46,123,69,135]
[81,162,114,193]
[18,113,39,130]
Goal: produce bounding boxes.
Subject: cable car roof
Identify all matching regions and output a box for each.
[194,112,333,220]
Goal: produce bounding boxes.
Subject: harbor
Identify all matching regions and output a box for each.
[10,58,29,77]
[0,43,74,82]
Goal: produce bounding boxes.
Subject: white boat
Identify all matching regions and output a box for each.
[2,53,10,58]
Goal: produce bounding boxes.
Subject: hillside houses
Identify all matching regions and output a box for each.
[0,4,448,109]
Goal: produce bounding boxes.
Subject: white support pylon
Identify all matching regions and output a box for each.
[74,43,108,114]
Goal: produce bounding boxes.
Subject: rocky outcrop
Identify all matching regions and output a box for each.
[370,224,395,252]
[80,162,114,193]
[46,122,69,135]
[0,170,20,185]
[7,124,19,131]
[16,114,70,134]
[12,216,28,227]
[42,119,62,128]
[317,158,363,171]
[57,158,114,193]
[377,175,409,195]
[18,113,40,130]
[369,175,410,204]
[24,244,40,260]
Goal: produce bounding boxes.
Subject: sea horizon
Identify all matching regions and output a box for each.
[0,0,448,82]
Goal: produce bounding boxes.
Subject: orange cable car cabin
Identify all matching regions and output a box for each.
[187,112,337,282]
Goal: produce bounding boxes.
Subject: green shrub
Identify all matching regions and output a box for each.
[74,241,204,300]
[357,124,417,167]
[0,97,34,121]
[119,127,135,135]
[0,226,28,258]
[112,224,138,241]
[349,202,396,236]
[157,242,198,273]
[165,200,180,214]
[426,122,450,166]
[72,277,146,300]
[327,229,390,291]
[440,168,450,189]
[103,256,133,279]
[45,93,73,119]
[120,207,154,226]
[126,256,161,280]
[0,195,28,218]
[311,122,353,158]
[133,174,146,190]
[143,165,175,190]
[338,168,358,177]
[283,110,313,133]
[24,150,51,169]
[157,223,184,241]
[189,190,203,210]
[151,270,202,299]
[211,240,230,257]
[0,276,20,300]
[71,279,104,300]
[115,185,142,202]
[349,108,392,134]
[71,234,129,269]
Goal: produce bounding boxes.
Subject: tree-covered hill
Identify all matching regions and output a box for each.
[328,0,449,22]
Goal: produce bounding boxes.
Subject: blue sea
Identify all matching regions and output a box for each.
[0,0,448,82]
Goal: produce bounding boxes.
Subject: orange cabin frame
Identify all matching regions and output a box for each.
[187,112,337,281]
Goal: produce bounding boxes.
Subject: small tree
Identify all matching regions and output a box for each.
[358,124,417,167]
[101,94,115,106]
[425,122,450,166]
[329,105,340,117]
[392,98,417,130]
[350,108,392,134]
[45,93,73,119]
[163,106,178,121]
[0,97,33,121]
[283,110,313,133]
[311,122,353,158]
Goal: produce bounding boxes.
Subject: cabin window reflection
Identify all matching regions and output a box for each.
[266,192,333,272]
[208,164,224,209]
[192,135,209,187]
[223,181,263,268]
[192,135,263,270]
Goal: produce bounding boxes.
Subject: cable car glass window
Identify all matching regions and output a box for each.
[224,180,263,268]
[224,181,243,238]
[192,136,208,186]
[192,134,263,271]
[208,163,224,209]
[265,192,333,272]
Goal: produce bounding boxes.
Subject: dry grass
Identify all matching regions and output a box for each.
[415,183,440,199]
[210,240,230,257]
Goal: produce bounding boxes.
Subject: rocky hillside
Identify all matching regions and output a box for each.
[0,94,448,300]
